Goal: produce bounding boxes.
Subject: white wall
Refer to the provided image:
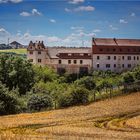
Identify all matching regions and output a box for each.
[93,54,140,72]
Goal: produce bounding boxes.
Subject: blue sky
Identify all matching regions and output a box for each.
[0,0,140,46]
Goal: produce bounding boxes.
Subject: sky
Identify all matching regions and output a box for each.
[0,0,140,46]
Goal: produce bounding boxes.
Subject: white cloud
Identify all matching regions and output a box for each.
[130,12,135,17]
[68,0,84,4]
[20,11,31,17]
[109,25,118,30]
[49,19,56,23]
[32,9,42,16]
[70,26,84,30]
[119,19,128,24]
[0,0,22,3]
[0,27,94,47]
[93,29,101,33]
[0,28,10,36]
[65,8,71,12]
[20,9,42,17]
[74,6,95,12]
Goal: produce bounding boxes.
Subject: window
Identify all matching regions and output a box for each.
[128,64,131,68]
[128,56,131,60]
[99,49,103,51]
[29,51,33,55]
[80,60,83,64]
[38,59,41,63]
[74,60,77,64]
[107,48,110,52]
[137,56,139,60]
[134,56,136,60]
[114,56,116,60]
[38,51,41,54]
[97,64,99,68]
[114,64,116,68]
[58,60,61,64]
[120,49,122,52]
[80,53,84,56]
[68,53,72,56]
[113,49,116,51]
[122,56,124,60]
[107,56,111,60]
[29,59,33,62]
[97,56,100,60]
[122,64,124,68]
[68,60,71,64]
[128,49,130,52]
[106,64,110,68]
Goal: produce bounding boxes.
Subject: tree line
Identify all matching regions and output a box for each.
[0,54,140,115]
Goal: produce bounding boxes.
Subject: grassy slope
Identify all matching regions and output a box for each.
[0,92,140,140]
[0,49,27,54]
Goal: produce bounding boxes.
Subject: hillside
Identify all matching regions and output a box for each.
[0,92,139,140]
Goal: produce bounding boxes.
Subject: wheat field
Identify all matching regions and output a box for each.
[0,92,139,140]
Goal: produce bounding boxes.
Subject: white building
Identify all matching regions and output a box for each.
[27,41,92,74]
[92,38,140,72]
[27,38,140,73]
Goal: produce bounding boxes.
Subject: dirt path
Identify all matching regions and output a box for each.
[0,92,140,140]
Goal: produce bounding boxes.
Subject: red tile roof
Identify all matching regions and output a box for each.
[93,38,140,46]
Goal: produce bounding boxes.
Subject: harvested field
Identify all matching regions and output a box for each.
[0,92,140,140]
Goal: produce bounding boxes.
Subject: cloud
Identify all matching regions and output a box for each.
[32,9,42,16]
[130,12,135,17]
[20,9,42,17]
[68,0,84,4]
[65,8,71,12]
[20,11,31,17]
[119,19,128,24]
[49,19,56,23]
[0,27,94,47]
[93,29,101,33]
[70,26,84,30]
[109,25,118,30]
[74,6,95,12]
[0,28,10,37]
[0,0,22,3]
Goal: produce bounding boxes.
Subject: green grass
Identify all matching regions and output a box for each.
[0,49,27,54]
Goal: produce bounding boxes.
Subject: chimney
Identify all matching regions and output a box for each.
[114,38,118,46]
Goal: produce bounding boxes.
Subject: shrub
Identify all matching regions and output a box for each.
[0,83,21,115]
[75,76,96,90]
[27,94,53,112]
[58,87,89,107]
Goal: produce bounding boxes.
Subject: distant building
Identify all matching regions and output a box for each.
[27,41,91,74]
[92,38,140,72]
[10,41,24,49]
[27,38,140,73]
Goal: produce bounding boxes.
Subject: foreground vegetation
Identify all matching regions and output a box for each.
[0,54,140,115]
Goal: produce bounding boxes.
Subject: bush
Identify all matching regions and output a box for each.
[75,76,96,90]
[58,87,89,107]
[123,72,135,83]
[0,83,21,115]
[27,94,53,112]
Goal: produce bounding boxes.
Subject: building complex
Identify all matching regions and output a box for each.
[27,38,140,73]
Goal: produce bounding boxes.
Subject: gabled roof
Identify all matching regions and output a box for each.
[93,38,140,46]
[10,41,21,46]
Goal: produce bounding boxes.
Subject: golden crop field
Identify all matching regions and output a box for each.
[0,92,139,140]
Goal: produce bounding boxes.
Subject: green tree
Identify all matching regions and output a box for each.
[0,82,21,115]
[27,94,53,112]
